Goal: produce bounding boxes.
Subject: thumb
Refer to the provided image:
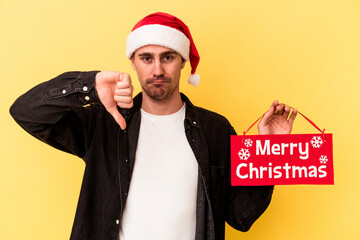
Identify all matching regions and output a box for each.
[108,106,127,130]
[259,100,277,126]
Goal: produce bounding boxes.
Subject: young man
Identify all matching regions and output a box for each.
[10,12,297,240]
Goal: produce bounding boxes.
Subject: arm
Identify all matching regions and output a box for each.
[226,100,297,231]
[226,185,274,231]
[226,126,274,231]
[10,71,133,159]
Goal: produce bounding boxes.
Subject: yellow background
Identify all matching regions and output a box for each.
[1,0,359,239]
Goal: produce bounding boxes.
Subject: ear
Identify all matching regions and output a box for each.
[181,60,186,69]
[131,57,136,70]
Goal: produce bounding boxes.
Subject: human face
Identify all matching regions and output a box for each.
[131,45,185,102]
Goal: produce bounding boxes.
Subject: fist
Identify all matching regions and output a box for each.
[95,71,134,129]
[257,100,297,135]
[114,73,134,109]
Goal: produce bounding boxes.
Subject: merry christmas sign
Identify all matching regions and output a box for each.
[231,134,334,186]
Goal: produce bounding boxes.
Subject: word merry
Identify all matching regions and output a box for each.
[236,162,327,179]
[256,140,309,159]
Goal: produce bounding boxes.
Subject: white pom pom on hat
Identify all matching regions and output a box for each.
[188,73,200,87]
[126,12,200,86]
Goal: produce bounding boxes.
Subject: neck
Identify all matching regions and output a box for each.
[141,91,183,115]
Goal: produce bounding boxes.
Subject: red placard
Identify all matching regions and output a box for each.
[231,134,334,186]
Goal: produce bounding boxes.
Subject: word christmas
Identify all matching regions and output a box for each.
[231,134,334,186]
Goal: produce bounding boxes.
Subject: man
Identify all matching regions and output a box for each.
[10,12,297,240]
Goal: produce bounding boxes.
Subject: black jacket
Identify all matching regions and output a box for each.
[10,71,274,240]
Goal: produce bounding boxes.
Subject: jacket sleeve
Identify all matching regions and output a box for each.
[225,125,274,232]
[9,71,103,159]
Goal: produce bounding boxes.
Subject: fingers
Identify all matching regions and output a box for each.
[115,73,134,109]
[264,100,278,118]
[114,95,133,104]
[272,101,291,119]
[118,73,132,88]
[276,103,296,123]
[258,100,297,135]
[275,103,285,115]
[283,105,291,118]
[261,100,296,121]
[288,108,298,126]
[271,100,279,108]
[115,98,133,109]
[114,87,132,95]
[258,100,277,127]
[273,100,298,124]
[108,106,127,130]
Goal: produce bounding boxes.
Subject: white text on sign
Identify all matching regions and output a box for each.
[256,140,309,160]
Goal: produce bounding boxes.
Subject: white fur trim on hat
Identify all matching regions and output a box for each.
[126,24,190,60]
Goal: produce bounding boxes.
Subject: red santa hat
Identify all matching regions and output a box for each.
[126,12,200,86]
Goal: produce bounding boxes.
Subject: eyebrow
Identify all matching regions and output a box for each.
[138,53,152,58]
[160,51,178,58]
[137,51,179,58]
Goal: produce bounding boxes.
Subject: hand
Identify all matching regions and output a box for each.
[95,71,134,130]
[257,100,297,135]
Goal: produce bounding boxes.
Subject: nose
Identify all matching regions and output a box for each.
[153,58,165,78]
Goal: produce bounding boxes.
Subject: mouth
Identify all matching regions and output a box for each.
[151,80,169,85]
[146,77,171,86]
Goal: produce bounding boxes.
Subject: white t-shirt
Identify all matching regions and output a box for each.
[119,103,199,240]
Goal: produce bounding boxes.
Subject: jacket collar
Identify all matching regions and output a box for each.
[121,92,200,128]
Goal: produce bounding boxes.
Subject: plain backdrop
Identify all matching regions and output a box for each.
[1,0,359,239]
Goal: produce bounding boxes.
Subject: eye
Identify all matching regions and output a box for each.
[162,55,174,62]
[142,56,151,62]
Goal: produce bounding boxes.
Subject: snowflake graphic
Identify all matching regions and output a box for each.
[244,138,253,148]
[311,136,323,148]
[238,148,251,161]
[319,155,328,164]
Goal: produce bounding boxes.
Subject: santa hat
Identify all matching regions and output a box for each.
[126,12,200,86]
